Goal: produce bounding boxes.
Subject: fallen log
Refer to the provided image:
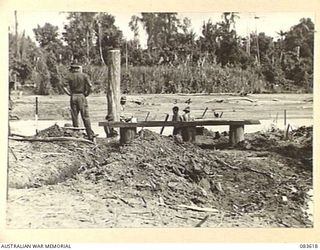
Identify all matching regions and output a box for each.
[8,136,95,144]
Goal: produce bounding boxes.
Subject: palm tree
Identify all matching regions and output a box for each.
[221,12,239,31]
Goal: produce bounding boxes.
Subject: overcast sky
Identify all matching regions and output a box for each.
[8,11,314,48]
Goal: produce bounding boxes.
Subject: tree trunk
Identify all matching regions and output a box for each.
[14,10,20,61]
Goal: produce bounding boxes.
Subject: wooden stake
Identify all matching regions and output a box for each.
[284,109,287,126]
[201,107,208,118]
[160,114,169,135]
[285,124,290,140]
[140,111,150,132]
[35,97,39,135]
[35,97,38,116]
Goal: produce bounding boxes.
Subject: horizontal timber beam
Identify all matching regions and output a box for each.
[98,119,260,128]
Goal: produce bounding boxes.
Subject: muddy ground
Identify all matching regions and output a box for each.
[6,93,313,228]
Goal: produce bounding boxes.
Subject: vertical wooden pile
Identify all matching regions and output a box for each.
[107,49,121,122]
[106,49,136,144]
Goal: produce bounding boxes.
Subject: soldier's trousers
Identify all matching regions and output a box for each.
[70,94,93,139]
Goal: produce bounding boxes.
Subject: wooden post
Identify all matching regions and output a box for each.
[107,49,121,122]
[181,126,196,142]
[35,97,38,117]
[285,124,290,140]
[160,114,169,135]
[35,97,39,135]
[229,125,244,145]
[120,127,137,144]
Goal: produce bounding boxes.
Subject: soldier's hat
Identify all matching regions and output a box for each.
[183,106,190,113]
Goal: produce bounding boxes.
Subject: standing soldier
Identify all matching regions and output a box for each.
[181,106,196,141]
[62,63,95,141]
[172,106,182,136]
[182,106,193,122]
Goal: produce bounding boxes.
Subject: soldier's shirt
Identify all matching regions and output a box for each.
[67,72,91,95]
[182,113,193,122]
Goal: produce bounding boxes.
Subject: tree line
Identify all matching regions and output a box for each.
[9,12,314,95]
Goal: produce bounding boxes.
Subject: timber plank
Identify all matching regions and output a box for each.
[98,119,260,128]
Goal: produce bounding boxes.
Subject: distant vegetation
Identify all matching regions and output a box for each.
[9,12,314,95]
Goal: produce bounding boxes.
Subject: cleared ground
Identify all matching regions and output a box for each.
[10,93,313,122]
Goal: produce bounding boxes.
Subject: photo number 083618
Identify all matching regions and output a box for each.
[300,244,319,249]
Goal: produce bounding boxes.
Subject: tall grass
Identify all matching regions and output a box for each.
[22,63,268,95]
[121,64,267,94]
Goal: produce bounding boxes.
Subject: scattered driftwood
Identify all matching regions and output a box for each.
[9,115,20,120]
[119,197,135,208]
[177,204,219,213]
[227,97,256,103]
[9,146,18,161]
[214,156,239,170]
[195,215,210,227]
[303,98,313,103]
[244,166,274,179]
[112,193,135,208]
[129,99,144,105]
[9,136,95,144]
[205,97,256,103]
[10,133,30,138]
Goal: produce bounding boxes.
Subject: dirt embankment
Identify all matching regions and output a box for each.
[7,125,313,228]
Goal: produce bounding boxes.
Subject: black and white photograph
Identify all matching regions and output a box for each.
[2,0,318,240]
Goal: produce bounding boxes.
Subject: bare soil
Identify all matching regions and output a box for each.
[6,93,313,228]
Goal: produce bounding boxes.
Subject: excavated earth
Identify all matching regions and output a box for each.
[7,125,313,228]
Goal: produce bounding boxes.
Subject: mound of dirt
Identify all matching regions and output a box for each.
[236,126,313,169]
[36,124,86,138]
[82,129,312,227]
[8,127,313,227]
[8,140,97,188]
